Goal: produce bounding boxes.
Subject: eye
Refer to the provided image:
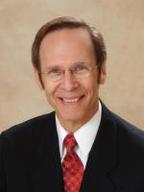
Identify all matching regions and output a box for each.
[74,65,89,74]
[48,68,62,76]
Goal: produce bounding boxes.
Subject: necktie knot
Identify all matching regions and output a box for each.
[63,133,77,153]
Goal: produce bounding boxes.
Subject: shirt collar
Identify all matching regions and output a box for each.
[56,101,102,159]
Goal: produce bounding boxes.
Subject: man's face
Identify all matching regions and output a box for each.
[36,28,106,130]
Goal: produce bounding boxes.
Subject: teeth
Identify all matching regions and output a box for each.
[63,98,79,103]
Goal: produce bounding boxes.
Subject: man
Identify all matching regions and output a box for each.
[0,17,144,192]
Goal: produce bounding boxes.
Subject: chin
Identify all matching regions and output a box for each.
[58,111,84,123]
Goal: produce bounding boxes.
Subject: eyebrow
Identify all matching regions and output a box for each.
[43,65,61,71]
[43,61,90,70]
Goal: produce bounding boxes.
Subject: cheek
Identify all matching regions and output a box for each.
[44,88,57,108]
[43,81,59,100]
[85,76,98,91]
[87,80,100,100]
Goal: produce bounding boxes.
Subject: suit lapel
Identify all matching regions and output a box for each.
[31,112,64,192]
[80,104,118,192]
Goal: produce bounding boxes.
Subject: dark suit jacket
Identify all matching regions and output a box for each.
[0,103,144,192]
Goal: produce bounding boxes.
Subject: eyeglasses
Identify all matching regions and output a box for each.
[39,63,96,82]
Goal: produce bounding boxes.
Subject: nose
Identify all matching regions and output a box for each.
[61,70,79,91]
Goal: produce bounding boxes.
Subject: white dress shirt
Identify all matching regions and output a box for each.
[56,101,102,168]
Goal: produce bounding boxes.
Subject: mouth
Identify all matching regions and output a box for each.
[58,95,84,104]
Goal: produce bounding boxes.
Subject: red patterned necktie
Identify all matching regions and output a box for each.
[62,133,84,192]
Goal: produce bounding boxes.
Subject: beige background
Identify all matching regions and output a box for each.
[0,0,144,132]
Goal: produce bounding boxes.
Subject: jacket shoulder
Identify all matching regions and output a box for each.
[102,103,144,152]
[1,112,55,135]
[0,112,56,147]
[112,111,144,146]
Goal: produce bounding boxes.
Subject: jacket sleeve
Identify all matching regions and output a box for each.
[0,133,6,192]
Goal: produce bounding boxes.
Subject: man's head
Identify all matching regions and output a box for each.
[32,16,107,131]
[32,16,106,78]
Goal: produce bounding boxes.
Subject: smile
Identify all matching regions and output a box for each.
[59,96,84,104]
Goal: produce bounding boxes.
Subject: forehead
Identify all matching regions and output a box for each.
[39,28,96,70]
[40,27,93,50]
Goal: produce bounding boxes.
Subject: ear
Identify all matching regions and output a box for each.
[99,63,106,84]
[33,68,44,89]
